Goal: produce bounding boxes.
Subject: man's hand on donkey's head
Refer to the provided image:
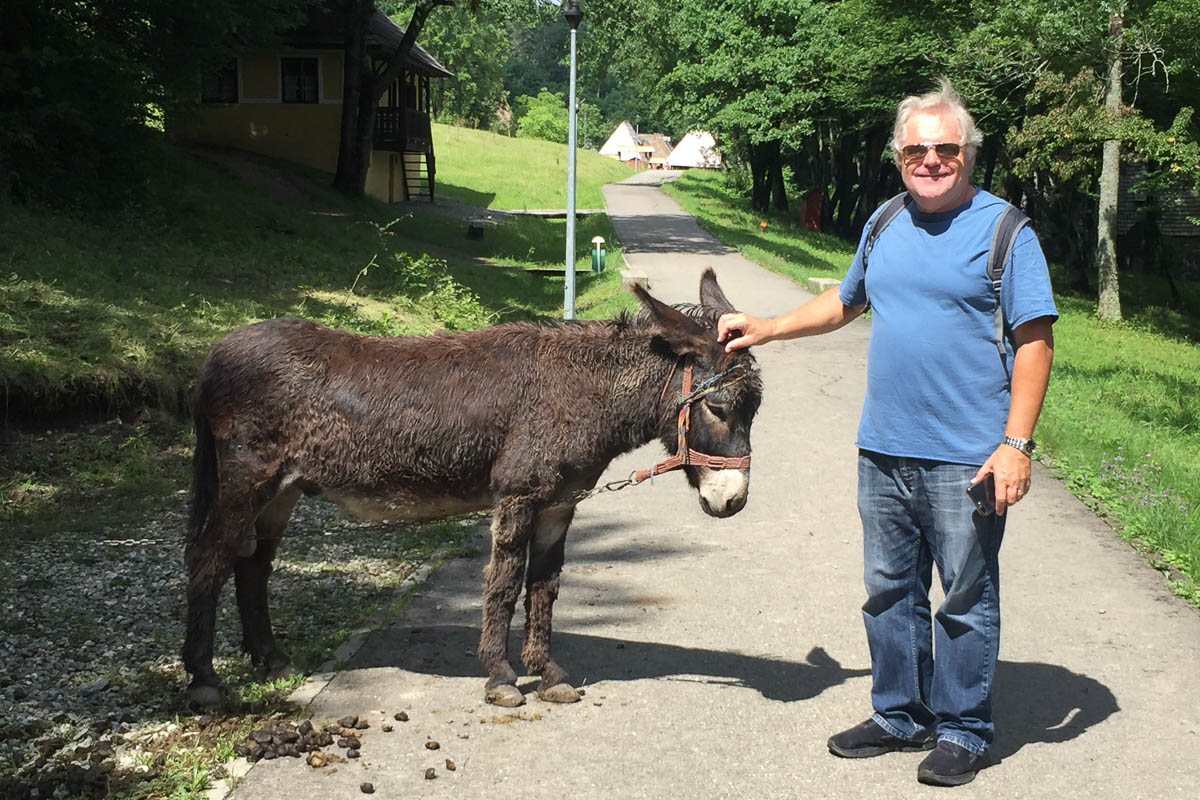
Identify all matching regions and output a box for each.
[717,312,747,351]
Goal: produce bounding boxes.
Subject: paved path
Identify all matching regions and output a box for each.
[227,174,1200,800]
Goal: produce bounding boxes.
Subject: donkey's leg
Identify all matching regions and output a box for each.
[522,505,579,703]
[182,495,257,707]
[235,486,301,680]
[478,496,534,707]
[182,549,231,707]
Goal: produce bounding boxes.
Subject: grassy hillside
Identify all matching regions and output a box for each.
[0,133,637,540]
[431,123,634,209]
[664,169,1200,605]
[0,130,644,799]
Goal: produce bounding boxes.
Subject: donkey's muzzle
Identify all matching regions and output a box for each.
[698,467,749,517]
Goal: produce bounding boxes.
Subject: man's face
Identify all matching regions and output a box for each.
[897,110,975,213]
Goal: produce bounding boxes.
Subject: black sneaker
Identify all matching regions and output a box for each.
[917,740,980,786]
[827,719,934,759]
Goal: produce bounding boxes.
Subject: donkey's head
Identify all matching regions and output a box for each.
[634,268,762,518]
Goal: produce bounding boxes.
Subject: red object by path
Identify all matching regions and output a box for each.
[801,190,822,231]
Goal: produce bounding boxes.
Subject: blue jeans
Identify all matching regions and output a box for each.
[856,450,1006,756]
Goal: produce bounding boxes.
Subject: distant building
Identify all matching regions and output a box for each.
[599,121,640,161]
[667,131,722,169]
[1118,161,1200,276]
[170,1,452,203]
[643,133,673,170]
[600,122,675,170]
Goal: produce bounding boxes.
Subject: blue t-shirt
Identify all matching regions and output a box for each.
[838,189,1058,466]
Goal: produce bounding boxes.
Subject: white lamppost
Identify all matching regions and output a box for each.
[562,0,584,319]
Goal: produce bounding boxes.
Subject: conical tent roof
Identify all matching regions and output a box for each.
[599,121,639,158]
[666,130,722,168]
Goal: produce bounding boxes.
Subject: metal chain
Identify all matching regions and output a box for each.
[563,474,640,505]
[13,535,177,547]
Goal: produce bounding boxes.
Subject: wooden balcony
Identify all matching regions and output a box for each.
[373,107,432,153]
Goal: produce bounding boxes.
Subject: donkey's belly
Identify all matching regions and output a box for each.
[322,488,492,523]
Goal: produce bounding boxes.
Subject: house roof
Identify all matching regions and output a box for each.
[599,121,639,156]
[288,3,453,78]
[667,131,722,169]
[640,133,673,161]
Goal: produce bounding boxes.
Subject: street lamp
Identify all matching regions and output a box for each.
[562,0,583,319]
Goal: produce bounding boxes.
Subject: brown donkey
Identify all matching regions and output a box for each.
[183,268,762,708]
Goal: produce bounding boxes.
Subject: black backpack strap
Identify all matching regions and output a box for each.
[987,204,1031,376]
[860,192,911,309]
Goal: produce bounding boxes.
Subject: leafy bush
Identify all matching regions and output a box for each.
[514,88,569,143]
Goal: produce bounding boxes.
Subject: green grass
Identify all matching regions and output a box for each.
[662,170,856,281]
[665,169,1200,604]
[0,127,640,800]
[431,122,634,209]
[0,136,636,541]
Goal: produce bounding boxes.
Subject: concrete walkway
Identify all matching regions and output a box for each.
[227,174,1200,800]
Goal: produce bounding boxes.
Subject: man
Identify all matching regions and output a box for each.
[717,79,1057,787]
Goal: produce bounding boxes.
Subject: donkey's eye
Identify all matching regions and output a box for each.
[705,400,729,420]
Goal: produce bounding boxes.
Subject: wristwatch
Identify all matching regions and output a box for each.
[1003,436,1036,456]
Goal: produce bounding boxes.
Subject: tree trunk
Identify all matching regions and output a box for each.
[852,126,887,237]
[1064,184,1093,293]
[332,0,448,198]
[333,0,374,195]
[767,139,788,211]
[1096,9,1124,322]
[814,126,836,232]
[981,136,999,194]
[832,133,857,237]
[749,141,770,212]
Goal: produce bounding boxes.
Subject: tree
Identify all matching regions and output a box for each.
[1097,8,1125,322]
[503,4,570,102]
[415,1,509,129]
[332,0,455,197]
[1,0,310,206]
[959,0,1200,312]
[514,88,569,143]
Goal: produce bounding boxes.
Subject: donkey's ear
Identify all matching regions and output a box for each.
[699,267,735,313]
[633,283,711,357]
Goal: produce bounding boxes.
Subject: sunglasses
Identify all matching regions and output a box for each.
[899,141,963,162]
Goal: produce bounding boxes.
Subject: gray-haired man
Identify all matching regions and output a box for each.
[718,80,1057,786]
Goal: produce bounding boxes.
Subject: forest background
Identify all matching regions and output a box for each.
[6,0,1200,315]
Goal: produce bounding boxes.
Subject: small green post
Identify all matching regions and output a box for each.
[591,235,606,273]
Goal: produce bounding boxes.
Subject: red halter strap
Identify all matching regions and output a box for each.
[631,358,752,484]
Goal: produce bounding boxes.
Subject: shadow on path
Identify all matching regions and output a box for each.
[354,624,870,704]
[607,212,735,256]
[992,660,1120,760]
[350,621,1118,756]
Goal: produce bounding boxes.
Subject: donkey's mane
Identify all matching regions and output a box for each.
[478,303,717,337]
[628,302,720,330]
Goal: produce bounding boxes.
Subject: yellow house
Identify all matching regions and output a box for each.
[170,3,452,203]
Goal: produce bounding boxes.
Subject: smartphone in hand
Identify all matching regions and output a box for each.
[967,474,995,516]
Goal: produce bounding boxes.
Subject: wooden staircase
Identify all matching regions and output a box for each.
[401,152,434,202]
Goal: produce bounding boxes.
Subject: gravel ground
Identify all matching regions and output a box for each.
[0,494,471,798]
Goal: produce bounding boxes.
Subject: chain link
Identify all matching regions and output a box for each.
[14,535,176,547]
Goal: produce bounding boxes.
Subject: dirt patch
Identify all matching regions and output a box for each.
[185,146,344,215]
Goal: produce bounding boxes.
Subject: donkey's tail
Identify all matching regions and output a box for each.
[188,412,218,546]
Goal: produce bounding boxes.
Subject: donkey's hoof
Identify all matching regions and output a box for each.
[536,683,581,704]
[485,684,526,707]
[187,684,223,708]
[265,662,294,682]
